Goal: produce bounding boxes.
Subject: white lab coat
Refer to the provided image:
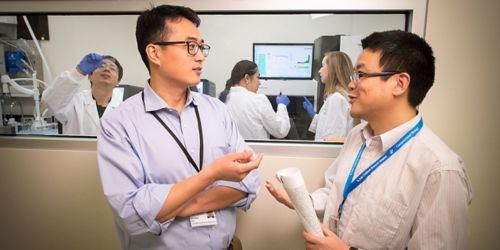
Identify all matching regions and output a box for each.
[309,92,353,141]
[41,69,121,135]
[225,86,290,139]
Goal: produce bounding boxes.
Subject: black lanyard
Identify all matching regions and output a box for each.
[142,91,204,172]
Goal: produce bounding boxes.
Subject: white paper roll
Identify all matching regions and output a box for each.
[277,167,323,237]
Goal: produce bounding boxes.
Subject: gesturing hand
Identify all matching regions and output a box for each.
[207,149,263,182]
[265,179,294,209]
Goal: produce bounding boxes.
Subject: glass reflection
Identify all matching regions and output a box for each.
[0,13,405,141]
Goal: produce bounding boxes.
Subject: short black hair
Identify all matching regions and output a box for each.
[361,30,435,107]
[103,55,123,81]
[135,4,200,73]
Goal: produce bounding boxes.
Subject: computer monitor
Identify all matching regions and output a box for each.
[190,79,216,97]
[253,43,315,80]
[113,84,144,101]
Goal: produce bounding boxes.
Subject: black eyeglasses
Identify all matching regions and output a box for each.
[350,70,400,84]
[153,40,211,57]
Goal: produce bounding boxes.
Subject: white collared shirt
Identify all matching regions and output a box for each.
[311,114,473,249]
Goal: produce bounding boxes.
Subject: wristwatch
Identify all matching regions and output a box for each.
[349,247,358,250]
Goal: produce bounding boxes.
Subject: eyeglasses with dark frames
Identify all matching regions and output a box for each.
[350,70,401,84]
[153,40,211,57]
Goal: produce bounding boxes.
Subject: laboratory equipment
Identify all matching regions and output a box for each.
[189,79,216,97]
[0,16,55,134]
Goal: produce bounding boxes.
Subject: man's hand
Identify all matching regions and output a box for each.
[303,224,349,250]
[265,179,294,209]
[205,149,262,183]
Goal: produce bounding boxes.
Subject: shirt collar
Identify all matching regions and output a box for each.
[143,81,197,112]
[360,113,423,151]
[230,86,247,92]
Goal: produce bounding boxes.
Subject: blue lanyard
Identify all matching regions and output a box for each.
[338,118,423,218]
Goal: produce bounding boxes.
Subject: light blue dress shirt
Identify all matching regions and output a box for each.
[97,83,260,250]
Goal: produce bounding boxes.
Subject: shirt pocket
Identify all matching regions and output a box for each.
[349,191,408,249]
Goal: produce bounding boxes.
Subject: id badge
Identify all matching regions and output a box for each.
[329,215,340,233]
[189,211,218,227]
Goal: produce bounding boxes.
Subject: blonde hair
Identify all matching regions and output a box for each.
[322,51,353,99]
[323,51,360,125]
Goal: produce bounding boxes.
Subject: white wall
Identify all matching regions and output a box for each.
[42,15,147,87]
[0,139,335,250]
[423,0,500,248]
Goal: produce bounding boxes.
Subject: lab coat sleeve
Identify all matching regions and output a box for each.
[313,93,351,140]
[97,114,173,236]
[255,95,291,139]
[308,114,319,133]
[212,106,260,211]
[41,69,85,124]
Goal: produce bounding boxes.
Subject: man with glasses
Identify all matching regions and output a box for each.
[97,4,261,250]
[42,53,123,135]
[267,30,472,249]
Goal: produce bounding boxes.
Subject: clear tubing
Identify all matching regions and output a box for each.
[22,16,53,84]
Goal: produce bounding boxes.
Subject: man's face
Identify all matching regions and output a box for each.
[348,49,396,120]
[155,17,205,87]
[88,59,120,88]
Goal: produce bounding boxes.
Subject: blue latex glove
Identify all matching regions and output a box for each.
[77,53,104,75]
[302,96,315,118]
[276,94,290,106]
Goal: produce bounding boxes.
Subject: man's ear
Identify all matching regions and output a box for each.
[393,72,411,97]
[146,44,161,68]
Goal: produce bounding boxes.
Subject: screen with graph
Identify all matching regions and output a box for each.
[253,43,314,80]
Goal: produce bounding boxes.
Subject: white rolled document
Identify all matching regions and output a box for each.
[277,167,323,237]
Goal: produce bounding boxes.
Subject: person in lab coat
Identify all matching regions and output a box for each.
[219,60,291,140]
[302,51,357,141]
[41,53,123,135]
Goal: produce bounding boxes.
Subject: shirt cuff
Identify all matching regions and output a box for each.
[213,170,260,211]
[310,191,327,218]
[69,68,86,82]
[132,184,172,235]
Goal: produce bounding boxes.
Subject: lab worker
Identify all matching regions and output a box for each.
[303,51,356,141]
[219,60,291,139]
[42,53,123,135]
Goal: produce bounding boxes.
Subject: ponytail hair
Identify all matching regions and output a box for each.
[218,79,234,103]
[218,60,258,103]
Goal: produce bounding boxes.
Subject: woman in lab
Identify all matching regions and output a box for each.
[302,51,356,141]
[41,53,123,135]
[219,60,291,140]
